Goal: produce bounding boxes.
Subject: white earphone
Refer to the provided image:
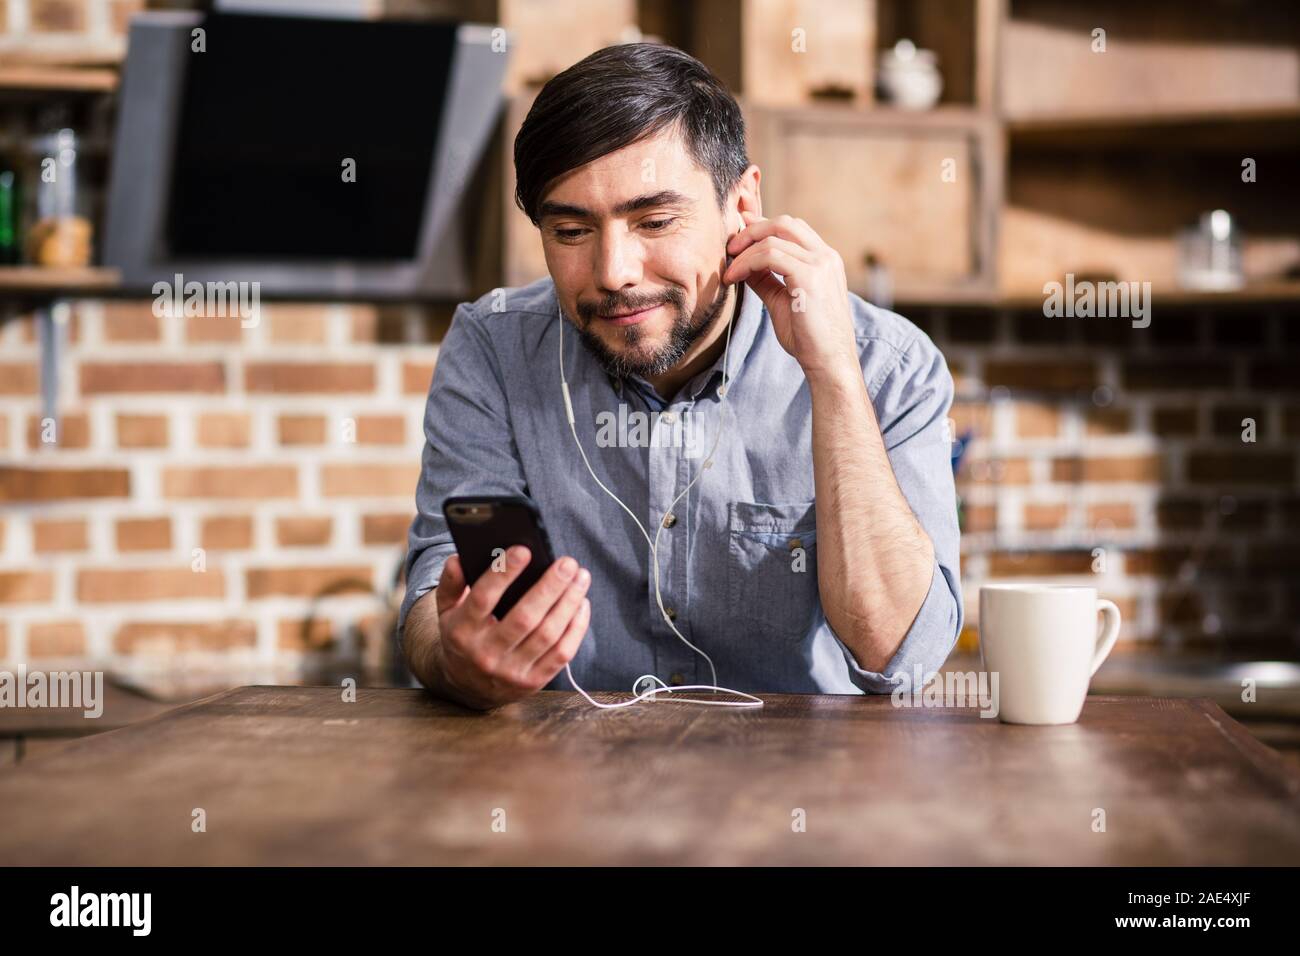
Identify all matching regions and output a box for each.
[556,229,762,709]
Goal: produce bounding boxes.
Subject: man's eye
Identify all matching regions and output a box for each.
[642,218,675,231]
[554,228,586,240]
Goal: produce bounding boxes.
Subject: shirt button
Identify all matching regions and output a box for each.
[664,607,677,621]
[669,672,686,686]
[662,512,677,528]
[789,537,803,551]
[661,411,676,424]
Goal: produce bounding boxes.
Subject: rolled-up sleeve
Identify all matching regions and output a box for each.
[397,301,529,650]
[830,328,964,693]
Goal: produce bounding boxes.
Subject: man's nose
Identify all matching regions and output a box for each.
[592,228,643,292]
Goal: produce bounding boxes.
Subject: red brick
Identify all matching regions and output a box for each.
[116,413,169,448]
[81,361,225,394]
[321,463,419,497]
[201,515,254,550]
[30,0,86,32]
[1084,407,1131,436]
[78,568,224,602]
[1285,407,1300,439]
[1051,456,1161,483]
[1014,403,1059,439]
[27,621,86,658]
[362,513,413,544]
[948,402,991,438]
[961,458,1032,484]
[347,305,383,341]
[162,466,297,499]
[1087,502,1136,530]
[1122,358,1232,391]
[116,517,172,552]
[1023,502,1069,531]
[196,412,251,448]
[1186,451,1294,485]
[1211,405,1269,439]
[984,359,1097,391]
[402,361,436,394]
[0,363,39,395]
[0,572,55,604]
[246,362,374,393]
[1243,542,1300,574]
[102,302,161,341]
[960,503,996,533]
[1151,407,1199,437]
[184,315,245,343]
[988,551,1095,576]
[0,467,130,502]
[246,566,373,599]
[278,415,326,445]
[1251,360,1300,391]
[1124,546,1233,575]
[275,516,332,547]
[1219,498,1269,530]
[25,412,90,450]
[33,518,88,553]
[267,305,329,343]
[355,414,405,445]
[115,620,256,654]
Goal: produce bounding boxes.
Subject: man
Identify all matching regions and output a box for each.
[399,42,962,710]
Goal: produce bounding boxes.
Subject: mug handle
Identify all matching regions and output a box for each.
[1089,599,1122,677]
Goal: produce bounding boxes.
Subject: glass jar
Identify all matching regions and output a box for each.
[25,120,93,268]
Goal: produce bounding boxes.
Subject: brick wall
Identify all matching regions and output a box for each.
[3,297,1299,690]
[0,299,446,690]
[924,304,1300,660]
[0,0,143,59]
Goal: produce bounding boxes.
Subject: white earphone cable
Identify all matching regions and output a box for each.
[557,276,762,709]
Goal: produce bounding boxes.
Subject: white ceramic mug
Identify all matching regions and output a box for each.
[978,584,1122,725]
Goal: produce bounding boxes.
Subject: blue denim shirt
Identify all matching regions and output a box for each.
[399,276,963,694]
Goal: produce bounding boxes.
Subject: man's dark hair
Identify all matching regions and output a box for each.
[513,43,750,226]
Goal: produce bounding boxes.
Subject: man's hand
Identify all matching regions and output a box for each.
[723,210,859,382]
[427,546,591,710]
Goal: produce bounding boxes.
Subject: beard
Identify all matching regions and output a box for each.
[571,279,733,381]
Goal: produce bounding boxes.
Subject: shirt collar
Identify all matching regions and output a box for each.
[606,282,765,404]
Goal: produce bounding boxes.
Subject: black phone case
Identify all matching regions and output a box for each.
[442,495,557,620]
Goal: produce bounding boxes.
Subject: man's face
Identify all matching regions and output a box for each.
[538,126,733,381]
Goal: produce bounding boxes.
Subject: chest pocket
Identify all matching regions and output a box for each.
[727,500,820,640]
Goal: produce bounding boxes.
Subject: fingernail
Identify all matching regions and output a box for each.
[558,556,577,577]
[509,545,529,564]
[574,568,591,587]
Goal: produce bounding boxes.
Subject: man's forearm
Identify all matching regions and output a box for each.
[402,594,492,710]
[807,362,935,672]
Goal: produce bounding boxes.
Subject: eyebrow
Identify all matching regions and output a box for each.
[538,189,694,222]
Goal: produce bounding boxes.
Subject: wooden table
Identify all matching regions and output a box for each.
[1,686,1298,865]
[0,680,176,767]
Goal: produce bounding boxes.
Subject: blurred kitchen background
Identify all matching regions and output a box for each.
[1,0,1299,761]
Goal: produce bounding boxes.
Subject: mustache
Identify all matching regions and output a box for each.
[578,287,686,322]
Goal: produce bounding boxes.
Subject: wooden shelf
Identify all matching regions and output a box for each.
[890,280,1300,310]
[0,65,119,94]
[0,266,123,296]
[1008,105,1300,151]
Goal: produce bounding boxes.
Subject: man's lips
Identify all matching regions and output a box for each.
[598,304,662,326]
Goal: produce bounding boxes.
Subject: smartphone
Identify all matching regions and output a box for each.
[442,495,557,620]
